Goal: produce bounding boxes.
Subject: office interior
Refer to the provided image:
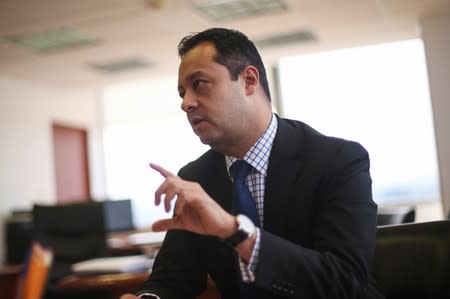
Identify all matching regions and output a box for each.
[1,0,450,271]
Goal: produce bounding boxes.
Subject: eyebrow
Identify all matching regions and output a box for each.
[185,70,209,82]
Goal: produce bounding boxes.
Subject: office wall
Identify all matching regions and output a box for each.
[0,76,106,264]
[421,15,450,217]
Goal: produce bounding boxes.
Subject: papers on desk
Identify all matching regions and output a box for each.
[127,231,166,246]
[72,255,153,275]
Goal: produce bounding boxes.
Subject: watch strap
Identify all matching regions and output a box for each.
[224,215,256,247]
[225,228,250,247]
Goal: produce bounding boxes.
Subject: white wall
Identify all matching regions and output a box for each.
[0,76,106,264]
[421,15,450,218]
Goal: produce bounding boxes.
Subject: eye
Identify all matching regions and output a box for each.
[178,90,185,99]
[193,79,207,90]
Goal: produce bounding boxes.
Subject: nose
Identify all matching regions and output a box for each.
[181,91,199,112]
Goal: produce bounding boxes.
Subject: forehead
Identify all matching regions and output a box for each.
[178,42,219,78]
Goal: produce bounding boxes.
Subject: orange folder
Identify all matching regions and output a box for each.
[18,243,53,299]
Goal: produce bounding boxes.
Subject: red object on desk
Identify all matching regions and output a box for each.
[21,243,53,299]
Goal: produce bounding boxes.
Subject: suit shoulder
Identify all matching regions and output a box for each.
[178,150,224,181]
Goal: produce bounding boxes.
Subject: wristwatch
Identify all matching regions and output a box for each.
[138,293,160,299]
[224,214,256,247]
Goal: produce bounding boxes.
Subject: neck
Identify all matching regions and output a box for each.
[225,108,273,158]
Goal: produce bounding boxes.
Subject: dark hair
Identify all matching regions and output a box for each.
[178,28,271,101]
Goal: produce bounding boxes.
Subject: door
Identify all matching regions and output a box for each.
[52,123,91,203]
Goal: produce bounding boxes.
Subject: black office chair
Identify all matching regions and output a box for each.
[4,211,33,264]
[32,202,110,299]
[377,206,416,226]
[375,220,450,299]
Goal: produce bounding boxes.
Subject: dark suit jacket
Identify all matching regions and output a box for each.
[138,116,384,299]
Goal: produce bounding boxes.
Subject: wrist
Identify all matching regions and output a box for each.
[218,214,238,239]
[235,230,257,262]
[223,214,256,248]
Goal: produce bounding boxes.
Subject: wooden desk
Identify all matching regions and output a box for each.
[0,264,23,299]
[60,272,149,299]
[61,230,219,298]
[59,272,220,299]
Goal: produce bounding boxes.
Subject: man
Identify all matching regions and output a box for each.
[121,28,384,299]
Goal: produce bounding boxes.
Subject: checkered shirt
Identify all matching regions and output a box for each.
[225,114,278,283]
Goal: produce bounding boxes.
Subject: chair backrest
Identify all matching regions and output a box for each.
[375,220,450,299]
[5,214,33,264]
[32,202,108,283]
[377,206,415,226]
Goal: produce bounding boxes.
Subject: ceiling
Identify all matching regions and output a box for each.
[1,0,449,89]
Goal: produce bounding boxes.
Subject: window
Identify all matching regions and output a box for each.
[278,39,440,206]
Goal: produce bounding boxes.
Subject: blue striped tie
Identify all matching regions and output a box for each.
[230,160,260,226]
[231,160,266,298]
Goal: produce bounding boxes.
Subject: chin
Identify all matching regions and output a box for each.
[199,136,220,151]
[196,132,223,152]
[197,134,211,146]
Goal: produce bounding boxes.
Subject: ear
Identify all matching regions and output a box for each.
[242,66,259,96]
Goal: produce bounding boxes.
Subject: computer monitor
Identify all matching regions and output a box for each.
[102,199,134,232]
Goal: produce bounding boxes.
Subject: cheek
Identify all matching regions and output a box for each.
[219,104,243,130]
[209,85,243,120]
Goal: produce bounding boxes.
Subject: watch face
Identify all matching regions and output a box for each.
[237,214,256,235]
[138,293,161,299]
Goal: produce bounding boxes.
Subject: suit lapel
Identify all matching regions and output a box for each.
[264,116,305,237]
[204,151,233,213]
[200,119,307,237]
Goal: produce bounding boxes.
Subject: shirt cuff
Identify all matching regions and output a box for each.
[239,227,261,283]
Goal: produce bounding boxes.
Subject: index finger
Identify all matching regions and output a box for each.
[149,162,176,178]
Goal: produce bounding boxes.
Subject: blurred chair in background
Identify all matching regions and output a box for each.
[5,210,33,264]
[377,206,416,226]
[32,202,110,299]
[375,220,450,298]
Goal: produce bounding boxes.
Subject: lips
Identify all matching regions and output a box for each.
[189,115,205,128]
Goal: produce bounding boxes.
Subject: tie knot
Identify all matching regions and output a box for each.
[231,160,252,182]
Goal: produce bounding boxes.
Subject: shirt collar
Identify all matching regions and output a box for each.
[226,114,278,176]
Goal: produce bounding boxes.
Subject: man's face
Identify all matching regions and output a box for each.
[177,42,250,154]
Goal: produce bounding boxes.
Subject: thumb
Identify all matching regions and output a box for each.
[152,217,179,232]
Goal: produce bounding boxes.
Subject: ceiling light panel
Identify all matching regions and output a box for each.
[4,27,100,53]
[89,57,153,74]
[193,0,287,22]
[255,30,317,48]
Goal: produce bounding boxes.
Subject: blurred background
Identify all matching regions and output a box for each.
[1,0,450,264]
